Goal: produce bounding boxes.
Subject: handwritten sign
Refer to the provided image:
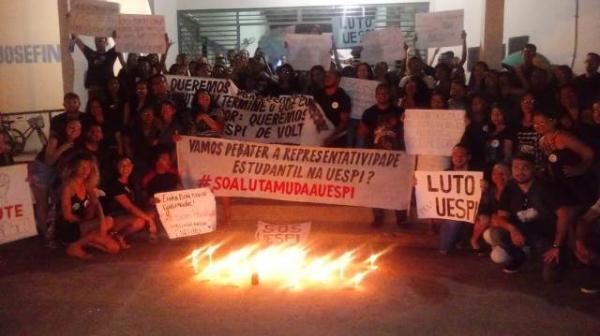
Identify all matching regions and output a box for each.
[340,77,380,119]
[285,33,332,71]
[414,171,483,223]
[165,75,238,107]
[360,28,406,65]
[256,221,311,244]
[177,136,415,210]
[68,0,120,37]
[403,109,466,156]
[155,188,216,239]
[415,10,464,49]
[116,14,166,54]
[332,16,375,48]
[0,165,36,245]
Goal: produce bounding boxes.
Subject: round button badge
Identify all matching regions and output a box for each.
[548,154,558,163]
[491,139,500,148]
[331,102,339,109]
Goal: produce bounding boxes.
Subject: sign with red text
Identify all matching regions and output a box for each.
[0,165,36,245]
[256,221,311,244]
[414,171,483,223]
[332,16,375,48]
[116,14,166,54]
[155,187,216,239]
[68,0,120,37]
[404,109,466,156]
[415,10,464,49]
[177,136,415,210]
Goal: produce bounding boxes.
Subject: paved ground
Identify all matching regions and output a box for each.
[1,226,599,336]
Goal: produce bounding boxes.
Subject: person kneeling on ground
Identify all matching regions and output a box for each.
[56,153,120,259]
[104,156,158,247]
[486,153,570,282]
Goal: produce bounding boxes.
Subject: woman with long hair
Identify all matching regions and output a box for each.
[57,153,120,259]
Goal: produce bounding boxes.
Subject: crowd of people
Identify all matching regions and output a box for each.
[5,30,599,294]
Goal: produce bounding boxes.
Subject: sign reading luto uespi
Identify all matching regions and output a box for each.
[177,136,415,210]
[414,171,483,223]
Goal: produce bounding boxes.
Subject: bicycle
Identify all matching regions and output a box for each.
[0,114,49,156]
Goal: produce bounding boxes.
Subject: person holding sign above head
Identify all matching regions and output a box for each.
[70,33,124,100]
[486,153,570,281]
[57,153,120,260]
[357,83,406,228]
[313,70,352,148]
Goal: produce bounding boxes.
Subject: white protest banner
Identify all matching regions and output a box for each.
[218,94,317,145]
[360,28,406,65]
[332,16,375,48]
[285,33,332,71]
[414,171,483,223]
[116,14,166,54]
[177,136,415,210]
[415,10,464,49]
[256,221,311,244]
[339,77,380,119]
[68,0,120,37]
[155,187,216,239]
[0,165,36,245]
[403,109,466,156]
[165,75,239,107]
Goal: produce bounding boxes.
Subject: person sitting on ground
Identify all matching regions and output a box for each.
[141,146,181,209]
[56,153,120,259]
[104,156,158,247]
[475,163,510,254]
[486,153,570,282]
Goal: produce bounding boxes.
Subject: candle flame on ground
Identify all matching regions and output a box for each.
[189,244,387,289]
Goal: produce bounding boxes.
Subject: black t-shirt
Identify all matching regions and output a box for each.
[83,46,118,88]
[313,88,351,127]
[573,73,600,108]
[104,178,137,216]
[144,171,180,199]
[361,104,404,149]
[497,179,565,239]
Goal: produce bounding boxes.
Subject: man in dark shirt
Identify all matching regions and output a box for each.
[72,34,122,98]
[487,153,569,282]
[573,52,600,109]
[313,70,351,147]
[50,92,91,142]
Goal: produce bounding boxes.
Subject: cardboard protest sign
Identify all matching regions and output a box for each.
[403,109,466,156]
[68,0,120,37]
[360,28,406,65]
[415,10,464,49]
[155,188,216,239]
[285,33,332,71]
[116,14,166,54]
[256,221,311,244]
[332,16,375,48]
[0,165,36,245]
[339,77,380,119]
[177,136,415,210]
[414,171,483,223]
[165,75,239,107]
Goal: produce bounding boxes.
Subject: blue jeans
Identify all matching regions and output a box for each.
[439,220,467,252]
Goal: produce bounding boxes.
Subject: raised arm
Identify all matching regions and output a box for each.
[159,33,173,74]
[458,30,467,67]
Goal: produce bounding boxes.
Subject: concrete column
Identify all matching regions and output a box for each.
[57,0,74,94]
[479,0,505,68]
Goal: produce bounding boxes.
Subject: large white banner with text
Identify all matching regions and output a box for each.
[177,136,415,210]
